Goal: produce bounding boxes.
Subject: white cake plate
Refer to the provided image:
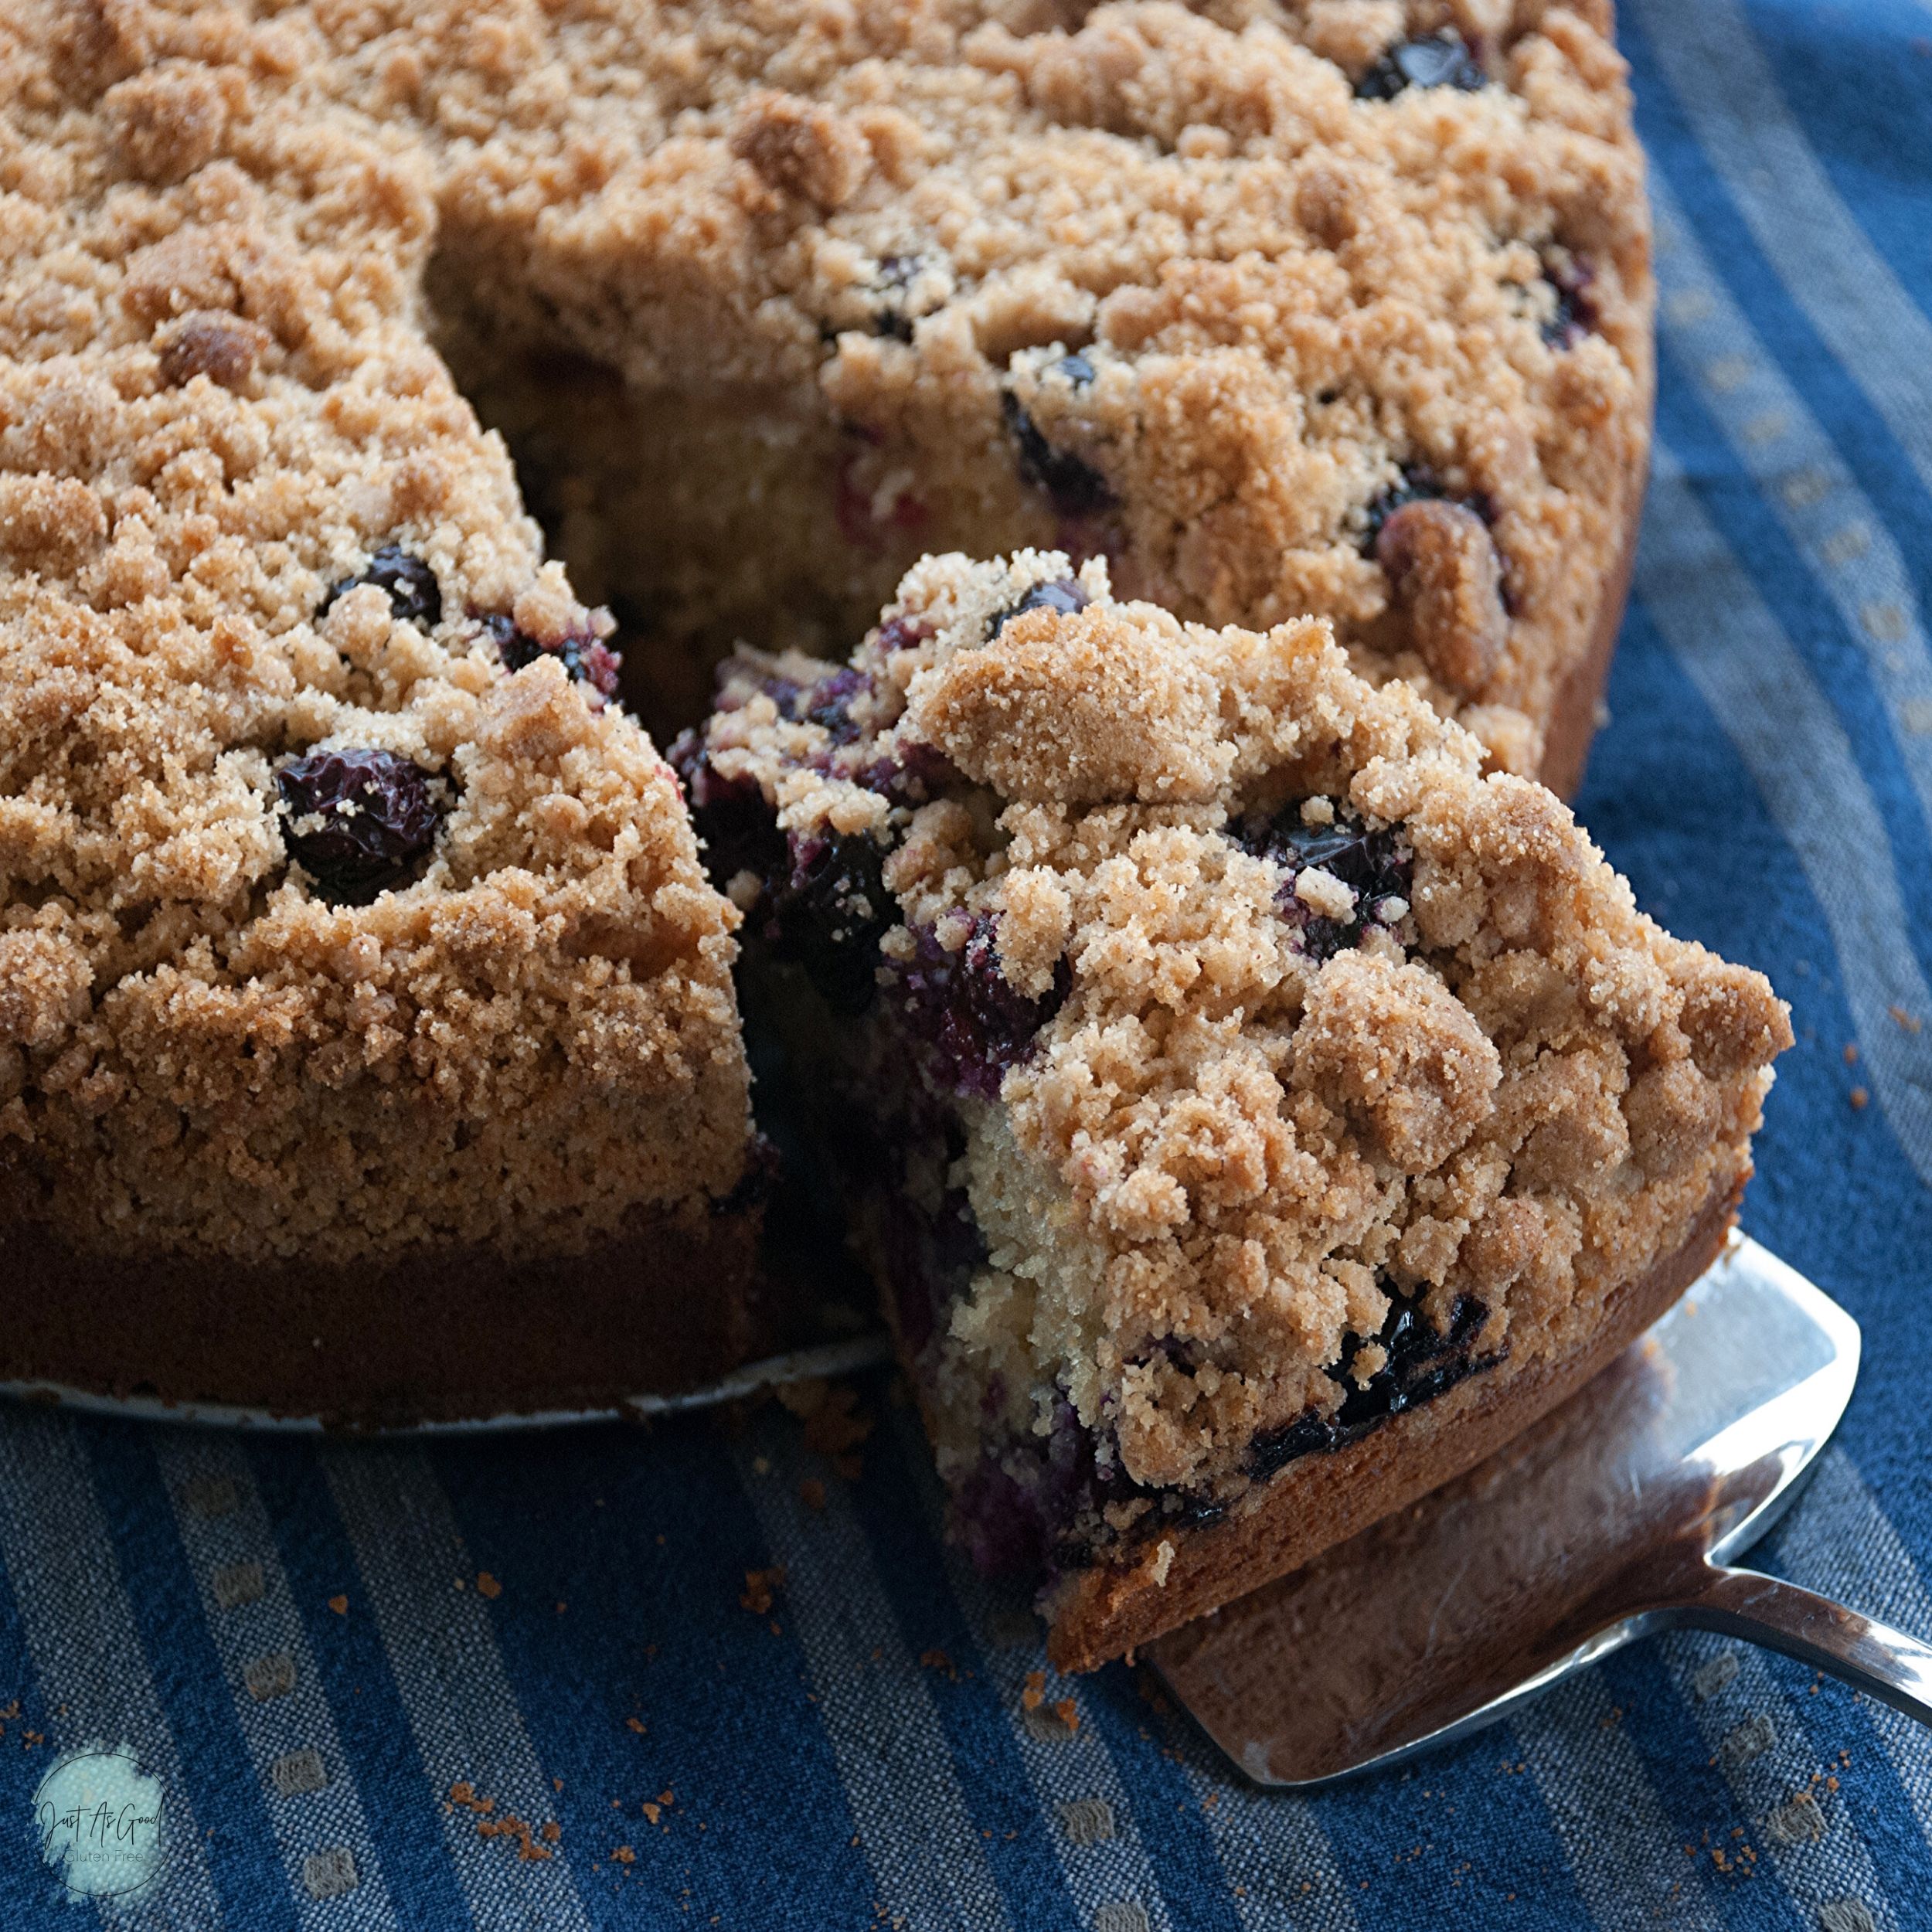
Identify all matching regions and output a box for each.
[0,1333,892,1436]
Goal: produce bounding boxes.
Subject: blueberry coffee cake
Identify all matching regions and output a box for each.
[0,0,1651,1423]
[676,553,1788,1669]
[0,28,764,1420]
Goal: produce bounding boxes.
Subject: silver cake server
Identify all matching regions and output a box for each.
[1150,1233,1932,1787]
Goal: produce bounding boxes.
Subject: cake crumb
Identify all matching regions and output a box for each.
[740,1567,786,1615]
[477,1812,553,1862]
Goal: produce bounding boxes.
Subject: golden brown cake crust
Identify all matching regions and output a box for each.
[1538,441,1647,798]
[1046,1172,1739,1671]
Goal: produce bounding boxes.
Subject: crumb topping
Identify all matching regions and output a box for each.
[1,0,1652,1316]
[72,0,1660,763]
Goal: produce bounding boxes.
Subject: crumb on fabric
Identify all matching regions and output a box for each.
[740,1566,786,1615]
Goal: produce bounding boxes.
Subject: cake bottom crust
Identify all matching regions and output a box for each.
[1045,1175,1742,1673]
[0,1199,767,1428]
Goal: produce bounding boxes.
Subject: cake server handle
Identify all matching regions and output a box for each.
[1659,1562,1932,1726]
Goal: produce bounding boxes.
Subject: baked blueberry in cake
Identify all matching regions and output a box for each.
[677,553,1789,1669]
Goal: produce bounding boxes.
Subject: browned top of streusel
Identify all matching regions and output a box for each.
[0,10,752,1264]
[693,552,1788,1491]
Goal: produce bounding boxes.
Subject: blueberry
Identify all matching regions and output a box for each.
[802,667,873,745]
[672,744,788,889]
[276,747,445,902]
[675,737,896,1012]
[874,616,930,655]
[953,1456,1055,1579]
[1056,352,1096,386]
[1355,33,1485,100]
[869,254,934,342]
[1247,1292,1492,1478]
[768,832,896,1015]
[318,544,441,628]
[854,737,960,808]
[1167,1492,1227,1531]
[719,665,870,741]
[750,672,808,720]
[883,913,1070,1098]
[1002,393,1113,515]
[988,576,1089,639]
[952,1393,1138,1580]
[1334,1294,1489,1429]
[1540,254,1597,349]
[1230,799,1412,962]
[1245,1410,1333,1480]
[480,613,623,701]
[1361,464,1443,549]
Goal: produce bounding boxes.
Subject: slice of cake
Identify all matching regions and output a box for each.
[676,552,1790,1670]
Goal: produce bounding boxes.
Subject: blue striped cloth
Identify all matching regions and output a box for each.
[5,3,1931,1924]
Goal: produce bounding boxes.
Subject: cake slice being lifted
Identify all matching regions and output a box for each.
[676,551,1790,1672]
